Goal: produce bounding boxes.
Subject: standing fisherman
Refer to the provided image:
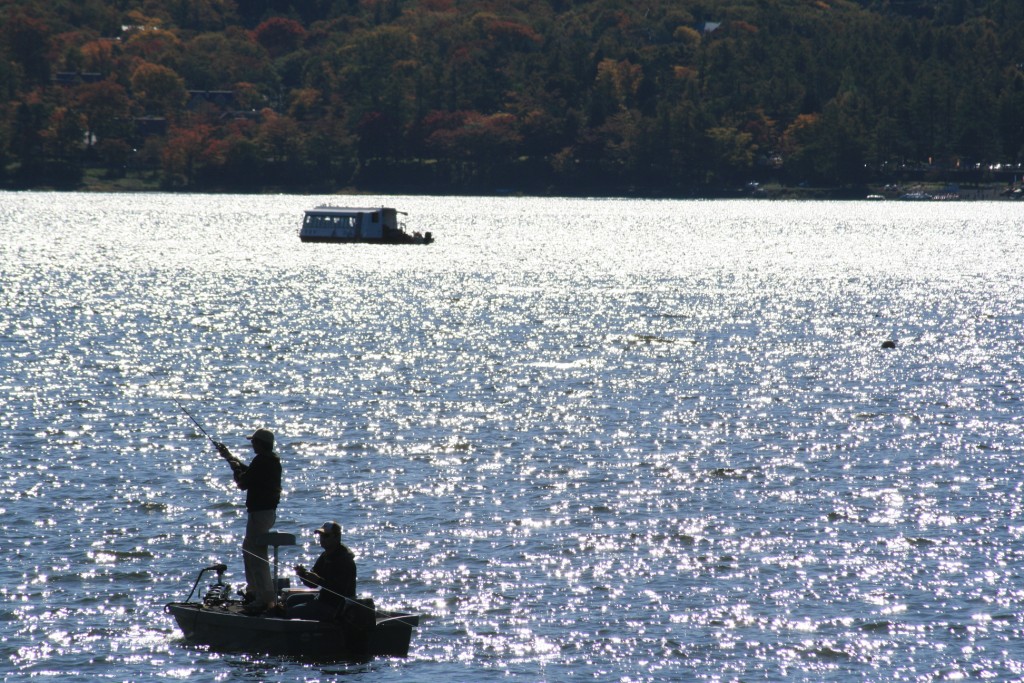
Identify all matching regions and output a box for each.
[216,428,282,615]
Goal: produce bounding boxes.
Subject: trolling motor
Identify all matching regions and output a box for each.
[181,563,230,605]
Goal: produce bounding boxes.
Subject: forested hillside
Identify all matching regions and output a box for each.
[1,0,1022,195]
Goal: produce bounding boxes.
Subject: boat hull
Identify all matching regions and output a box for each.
[165,602,418,660]
[298,233,433,245]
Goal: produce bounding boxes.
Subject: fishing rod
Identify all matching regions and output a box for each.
[174,399,241,467]
[174,399,217,449]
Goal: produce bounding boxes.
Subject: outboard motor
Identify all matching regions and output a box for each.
[203,581,232,606]
[202,563,231,605]
[182,563,229,604]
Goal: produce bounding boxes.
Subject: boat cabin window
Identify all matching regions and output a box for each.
[305,213,358,231]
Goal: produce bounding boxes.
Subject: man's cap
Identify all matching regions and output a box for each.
[246,428,275,447]
[314,521,341,536]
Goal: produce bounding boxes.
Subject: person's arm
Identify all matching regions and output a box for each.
[293,564,322,588]
[214,442,248,487]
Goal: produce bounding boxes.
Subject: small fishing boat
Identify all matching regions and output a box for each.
[165,534,419,660]
[299,206,433,244]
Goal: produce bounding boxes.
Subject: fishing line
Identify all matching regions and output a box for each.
[174,392,398,621]
[238,546,377,616]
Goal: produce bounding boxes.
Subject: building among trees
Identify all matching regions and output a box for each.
[1,0,1023,195]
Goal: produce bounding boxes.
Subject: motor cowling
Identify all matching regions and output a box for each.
[203,583,232,606]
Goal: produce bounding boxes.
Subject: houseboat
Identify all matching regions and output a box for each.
[299,206,433,244]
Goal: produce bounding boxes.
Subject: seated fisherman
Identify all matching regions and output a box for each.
[288,521,356,620]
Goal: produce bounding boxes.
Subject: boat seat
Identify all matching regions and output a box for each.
[258,531,297,595]
[259,532,296,547]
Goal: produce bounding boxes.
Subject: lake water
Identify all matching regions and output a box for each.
[1,192,1023,681]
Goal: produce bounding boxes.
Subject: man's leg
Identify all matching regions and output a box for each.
[242,509,277,607]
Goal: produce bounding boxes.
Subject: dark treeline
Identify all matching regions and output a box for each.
[1,0,1023,195]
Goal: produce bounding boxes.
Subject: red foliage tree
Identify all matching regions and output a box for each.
[253,17,306,58]
[162,124,218,187]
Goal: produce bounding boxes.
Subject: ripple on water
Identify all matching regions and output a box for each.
[2,194,1024,680]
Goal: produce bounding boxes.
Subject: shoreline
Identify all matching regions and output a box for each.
[6,171,1021,201]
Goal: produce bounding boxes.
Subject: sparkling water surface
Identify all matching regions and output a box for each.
[1,193,1023,681]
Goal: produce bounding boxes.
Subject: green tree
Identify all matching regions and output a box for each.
[40,106,87,185]
[908,61,955,159]
[131,62,188,116]
[4,13,52,85]
[219,127,264,189]
[167,0,238,32]
[705,125,757,185]
[997,69,1024,162]
[179,30,277,91]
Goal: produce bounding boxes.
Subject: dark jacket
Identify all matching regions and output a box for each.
[233,452,281,511]
[299,544,356,603]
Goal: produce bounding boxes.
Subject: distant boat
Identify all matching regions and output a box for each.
[165,533,419,661]
[299,206,433,244]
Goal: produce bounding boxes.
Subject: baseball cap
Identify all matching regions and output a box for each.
[314,521,341,536]
[246,428,275,447]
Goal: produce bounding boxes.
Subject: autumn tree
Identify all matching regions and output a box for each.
[253,17,306,58]
[255,110,299,159]
[74,80,133,149]
[79,38,117,74]
[122,27,185,67]
[161,123,218,187]
[2,0,1024,193]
